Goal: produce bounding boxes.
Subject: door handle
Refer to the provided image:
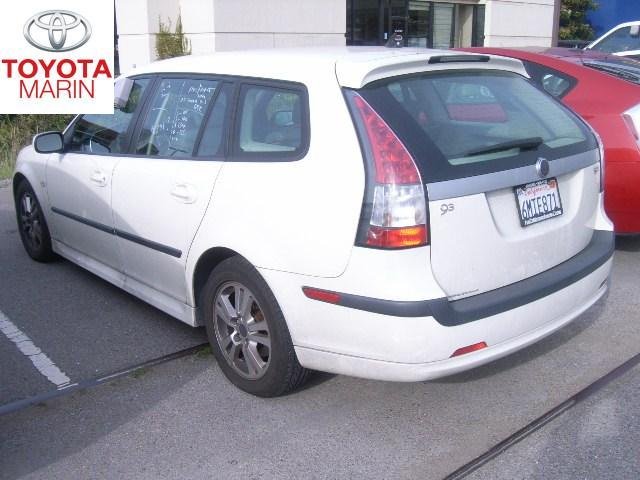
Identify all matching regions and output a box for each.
[90,170,107,187]
[170,183,197,204]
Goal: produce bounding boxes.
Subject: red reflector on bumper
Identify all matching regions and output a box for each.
[451,342,488,358]
[302,287,341,304]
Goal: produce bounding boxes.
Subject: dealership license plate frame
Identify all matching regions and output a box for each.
[514,178,564,227]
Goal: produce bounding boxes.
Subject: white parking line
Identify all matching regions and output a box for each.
[0,309,72,389]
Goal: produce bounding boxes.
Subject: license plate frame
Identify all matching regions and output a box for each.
[514,178,564,227]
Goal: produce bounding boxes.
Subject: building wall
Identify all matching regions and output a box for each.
[212,0,345,50]
[115,0,557,73]
[116,0,345,73]
[484,0,556,47]
[116,0,181,72]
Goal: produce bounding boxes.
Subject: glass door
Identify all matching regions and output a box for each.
[406,0,430,47]
[386,0,408,42]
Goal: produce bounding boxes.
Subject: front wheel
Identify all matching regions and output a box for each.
[14,181,54,262]
[201,256,308,397]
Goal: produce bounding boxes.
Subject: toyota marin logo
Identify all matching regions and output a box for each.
[24,10,91,52]
[0,2,113,114]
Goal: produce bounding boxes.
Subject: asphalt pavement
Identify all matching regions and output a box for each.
[467,362,640,480]
[1,182,639,479]
[0,185,206,405]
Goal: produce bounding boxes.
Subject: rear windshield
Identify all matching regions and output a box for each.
[357,70,595,183]
[584,60,640,85]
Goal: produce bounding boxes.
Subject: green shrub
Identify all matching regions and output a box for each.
[156,14,191,60]
[0,115,72,180]
[559,0,598,40]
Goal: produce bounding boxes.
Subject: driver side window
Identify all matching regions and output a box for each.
[68,78,150,154]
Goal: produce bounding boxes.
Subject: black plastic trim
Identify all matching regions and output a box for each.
[306,230,614,326]
[51,207,113,235]
[51,207,182,258]
[114,229,182,258]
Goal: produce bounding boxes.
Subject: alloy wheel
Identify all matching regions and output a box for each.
[213,281,271,380]
[19,192,44,251]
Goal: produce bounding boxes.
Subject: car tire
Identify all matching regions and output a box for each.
[14,180,55,262]
[201,256,308,397]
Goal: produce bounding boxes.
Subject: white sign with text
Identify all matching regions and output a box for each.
[0,0,114,113]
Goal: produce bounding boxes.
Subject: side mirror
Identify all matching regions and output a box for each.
[33,131,64,154]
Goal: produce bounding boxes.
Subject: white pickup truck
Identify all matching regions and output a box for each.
[586,21,640,60]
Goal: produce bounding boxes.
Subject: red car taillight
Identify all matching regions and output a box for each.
[623,104,640,151]
[347,92,428,249]
[586,122,605,193]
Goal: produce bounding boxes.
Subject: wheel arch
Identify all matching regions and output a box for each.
[12,172,28,198]
[191,246,242,310]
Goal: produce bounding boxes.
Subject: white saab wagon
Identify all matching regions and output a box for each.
[13,47,614,396]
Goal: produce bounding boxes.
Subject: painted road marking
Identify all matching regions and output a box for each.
[0,309,72,389]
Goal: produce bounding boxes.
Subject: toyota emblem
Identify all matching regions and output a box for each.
[536,157,550,178]
[24,10,91,52]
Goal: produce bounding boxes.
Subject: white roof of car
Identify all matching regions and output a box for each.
[127,47,528,88]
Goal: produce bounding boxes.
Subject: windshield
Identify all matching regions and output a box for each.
[590,26,640,54]
[358,70,593,182]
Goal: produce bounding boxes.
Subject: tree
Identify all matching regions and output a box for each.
[559,0,598,40]
[155,14,191,60]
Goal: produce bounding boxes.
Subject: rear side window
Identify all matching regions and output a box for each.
[135,78,218,157]
[358,70,594,183]
[523,61,576,98]
[68,78,150,154]
[234,83,308,159]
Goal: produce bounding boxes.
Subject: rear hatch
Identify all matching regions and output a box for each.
[356,67,600,299]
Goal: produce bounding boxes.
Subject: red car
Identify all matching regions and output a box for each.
[459,47,640,234]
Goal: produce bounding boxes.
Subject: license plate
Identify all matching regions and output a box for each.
[514,178,563,227]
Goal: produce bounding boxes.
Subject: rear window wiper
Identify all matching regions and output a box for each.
[583,62,640,84]
[464,137,543,157]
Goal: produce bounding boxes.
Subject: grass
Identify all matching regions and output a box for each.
[0,115,73,180]
[131,367,149,379]
[195,345,212,358]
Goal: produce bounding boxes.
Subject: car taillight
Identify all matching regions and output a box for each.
[623,104,640,149]
[586,123,605,193]
[347,91,428,249]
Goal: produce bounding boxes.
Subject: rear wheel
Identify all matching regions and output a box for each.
[201,256,308,397]
[15,181,54,262]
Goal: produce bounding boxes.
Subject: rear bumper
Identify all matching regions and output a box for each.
[263,229,614,381]
[315,230,614,326]
[295,262,611,382]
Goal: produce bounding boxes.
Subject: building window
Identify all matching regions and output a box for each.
[348,0,382,45]
[346,1,469,49]
[472,5,486,47]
